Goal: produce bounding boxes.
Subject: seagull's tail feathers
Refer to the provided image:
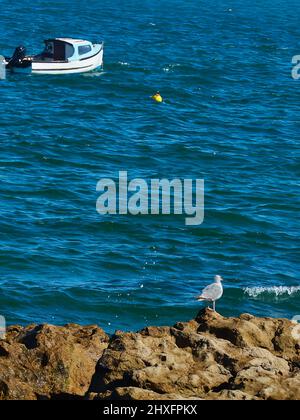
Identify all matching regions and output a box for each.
[195,295,206,301]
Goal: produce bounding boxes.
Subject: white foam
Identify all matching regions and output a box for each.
[163,63,182,73]
[244,286,300,298]
[83,71,106,78]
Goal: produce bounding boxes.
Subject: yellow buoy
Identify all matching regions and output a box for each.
[152,92,163,103]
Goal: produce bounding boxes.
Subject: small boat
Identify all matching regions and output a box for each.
[3,38,104,75]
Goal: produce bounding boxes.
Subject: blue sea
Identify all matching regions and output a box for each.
[0,0,299,333]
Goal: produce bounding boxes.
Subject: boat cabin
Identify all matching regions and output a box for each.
[38,38,94,62]
[4,37,103,75]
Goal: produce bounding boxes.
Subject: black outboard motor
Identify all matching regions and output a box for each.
[6,46,29,69]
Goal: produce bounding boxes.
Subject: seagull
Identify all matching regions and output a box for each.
[196,275,223,311]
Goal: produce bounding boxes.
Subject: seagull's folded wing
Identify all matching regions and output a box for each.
[201,283,222,300]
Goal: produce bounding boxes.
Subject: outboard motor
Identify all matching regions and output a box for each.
[6,46,27,69]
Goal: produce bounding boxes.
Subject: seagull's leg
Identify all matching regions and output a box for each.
[207,301,213,311]
[213,301,215,312]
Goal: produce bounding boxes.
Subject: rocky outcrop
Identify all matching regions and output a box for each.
[0,324,108,399]
[0,309,299,400]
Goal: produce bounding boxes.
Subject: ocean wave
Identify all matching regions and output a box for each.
[244,286,300,298]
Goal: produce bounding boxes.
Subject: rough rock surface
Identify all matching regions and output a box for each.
[0,309,299,400]
[0,324,108,399]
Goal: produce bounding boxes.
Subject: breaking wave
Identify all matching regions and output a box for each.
[244,286,300,298]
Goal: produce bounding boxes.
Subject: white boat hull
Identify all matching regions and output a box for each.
[31,48,103,75]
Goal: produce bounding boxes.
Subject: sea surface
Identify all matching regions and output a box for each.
[0,0,299,333]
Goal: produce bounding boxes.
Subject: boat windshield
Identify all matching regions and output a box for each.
[78,45,92,55]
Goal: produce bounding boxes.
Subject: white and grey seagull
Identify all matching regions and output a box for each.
[196,275,223,312]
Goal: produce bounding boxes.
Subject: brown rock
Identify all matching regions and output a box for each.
[88,309,299,400]
[0,324,108,400]
[0,309,299,400]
